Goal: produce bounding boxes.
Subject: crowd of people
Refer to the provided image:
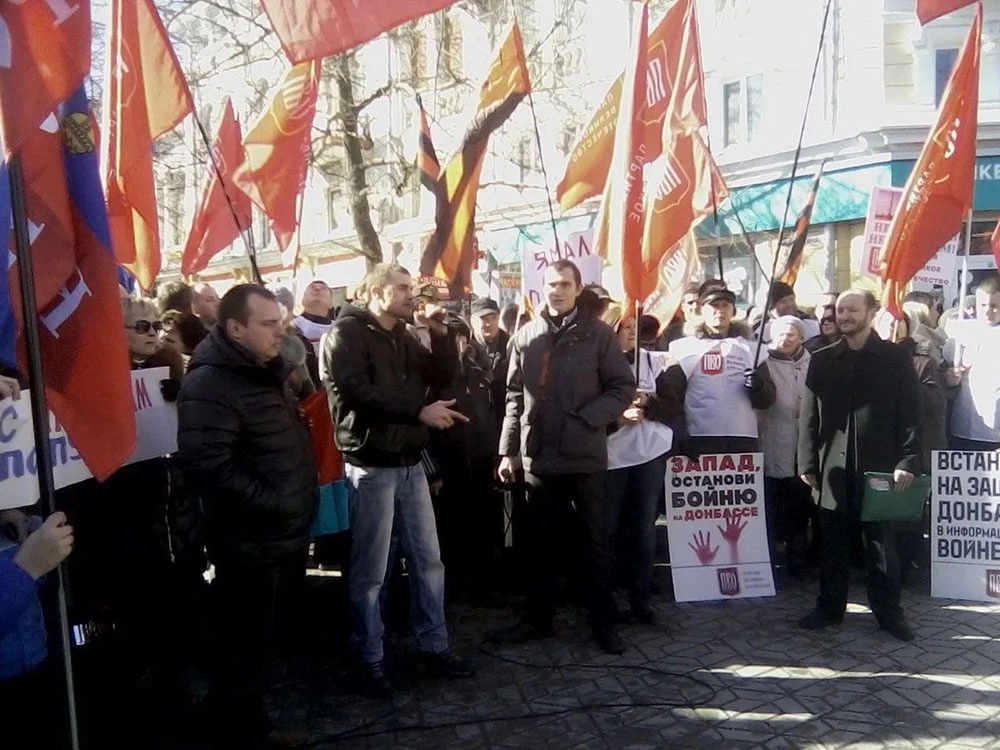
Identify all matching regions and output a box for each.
[1,260,999,749]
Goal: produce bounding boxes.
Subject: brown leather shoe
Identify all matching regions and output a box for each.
[263,728,309,748]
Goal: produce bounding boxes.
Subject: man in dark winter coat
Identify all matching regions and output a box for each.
[496,259,636,654]
[178,284,318,749]
[798,289,922,641]
[324,263,474,698]
[470,297,509,428]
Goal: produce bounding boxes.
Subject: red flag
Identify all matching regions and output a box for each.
[181,99,252,276]
[101,0,194,291]
[881,5,980,318]
[638,0,727,308]
[917,0,978,25]
[593,2,649,308]
[261,0,459,63]
[232,61,320,268]
[556,0,707,213]
[4,87,137,481]
[0,0,92,154]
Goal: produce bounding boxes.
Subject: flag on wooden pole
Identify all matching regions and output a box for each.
[880,4,980,318]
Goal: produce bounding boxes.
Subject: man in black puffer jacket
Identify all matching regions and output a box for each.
[178,284,317,750]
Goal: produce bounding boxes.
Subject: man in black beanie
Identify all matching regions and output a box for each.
[755,281,820,344]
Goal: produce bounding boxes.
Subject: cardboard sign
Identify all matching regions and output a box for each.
[0,368,178,510]
[521,229,602,310]
[931,450,1000,602]
[664,452,775,602]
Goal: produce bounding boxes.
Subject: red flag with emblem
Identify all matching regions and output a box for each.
[101,0,194,291]
[181,98,253,276]
[0,0,92,155]
[260,0,460,63]
[232,61,320,268]
[556,0,707,213]
[881,5,980,318]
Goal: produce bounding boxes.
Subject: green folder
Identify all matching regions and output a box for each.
[860,472,931,522]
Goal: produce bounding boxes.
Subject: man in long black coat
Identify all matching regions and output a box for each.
[798,290,922,641]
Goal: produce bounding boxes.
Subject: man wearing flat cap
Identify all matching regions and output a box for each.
[657,285,776,456]
[470,298,509,429]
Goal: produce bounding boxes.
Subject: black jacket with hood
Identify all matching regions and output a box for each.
[177,327,318,563]
[324,304,459,468]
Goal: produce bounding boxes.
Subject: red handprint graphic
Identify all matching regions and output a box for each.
[718,515,748,564]
[688,530,719,565]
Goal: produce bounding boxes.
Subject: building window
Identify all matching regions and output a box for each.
[935,48,959,105]
[723,81,742,147]
[256,206,271,248]
[517,134,537,184]
[560,123,580,156]
[326,187,341,233]
[723,75,764,147]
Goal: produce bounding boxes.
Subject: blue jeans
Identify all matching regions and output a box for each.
[345,463,448,663]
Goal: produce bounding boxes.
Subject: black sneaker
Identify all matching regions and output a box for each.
[879,617,915,642]
[489,618,556,645]
[355,660,393,699]
[416,649,476,679]
[798,609,842,630]
[592,625,626,655]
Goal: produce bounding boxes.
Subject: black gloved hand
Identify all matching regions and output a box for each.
[743,367,762,392]
[160,378,181,403]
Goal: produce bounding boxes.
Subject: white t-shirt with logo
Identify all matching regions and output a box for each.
[669,335,766,439]
[607,350,674,470]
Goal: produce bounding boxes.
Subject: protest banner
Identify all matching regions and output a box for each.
[0,368,177,509]
[862,185,960,287]
[521,228,602,310]
[664,452,775,602]
[931,450,1000,602]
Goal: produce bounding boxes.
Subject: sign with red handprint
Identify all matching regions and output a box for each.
[664,452,775,602]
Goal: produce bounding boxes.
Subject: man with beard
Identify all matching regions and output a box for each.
[798,290,921,641]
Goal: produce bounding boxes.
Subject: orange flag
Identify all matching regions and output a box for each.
[881,5,980,318]
[101,0,194,291]
[419,23,530,296]
[556,0,706,213]
[232,61,320,268]
[181,98,253,276]
[593,2,649,308]
[638,0,727,310]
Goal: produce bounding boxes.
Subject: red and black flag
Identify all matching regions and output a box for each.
[420,22,531,297]
[416,95,440,192]
[779,163,825,286]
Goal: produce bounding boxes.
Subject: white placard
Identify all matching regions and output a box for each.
[664,452,776,602]
[912,233,960,288]
[521,229,601,310]
[862,186,903,276]
[931,450,1000,602]
[0,368,178,510]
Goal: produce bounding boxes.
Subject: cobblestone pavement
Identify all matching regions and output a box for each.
[258,570,1000,750]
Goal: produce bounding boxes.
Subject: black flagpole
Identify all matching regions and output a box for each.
[8,152,81,749]
[752,0,833,368]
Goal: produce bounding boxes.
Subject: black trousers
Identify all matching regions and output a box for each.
[817,509,902,624]
[207,549,307,747]
[522,471,616,629]
[765,476,816,566]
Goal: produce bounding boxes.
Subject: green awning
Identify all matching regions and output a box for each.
[481,214,597,265]
[700,162,895,239]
